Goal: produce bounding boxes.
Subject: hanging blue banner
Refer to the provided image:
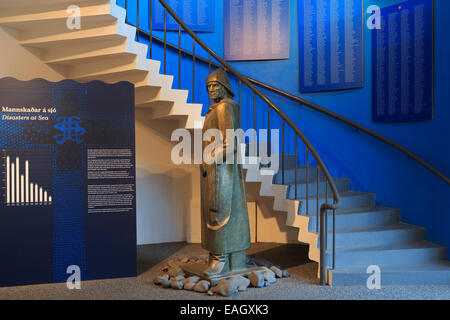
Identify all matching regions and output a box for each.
[0,78,137,287]
[372,0,434,122]
[299,0,364,93]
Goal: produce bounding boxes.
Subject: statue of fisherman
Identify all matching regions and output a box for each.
[200,69,250,276]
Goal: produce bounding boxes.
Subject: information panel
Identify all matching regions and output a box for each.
[372,0,433,122]
[152,0,215,32]
[224,0,290,61]
[0,78,137,287]
[299,0,364,93]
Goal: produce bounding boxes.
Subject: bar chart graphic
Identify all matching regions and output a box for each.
[2,150,53,206]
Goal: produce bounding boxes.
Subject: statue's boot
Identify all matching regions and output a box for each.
[204,254,229,276]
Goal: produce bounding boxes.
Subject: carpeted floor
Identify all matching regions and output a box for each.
[0,242,449,300]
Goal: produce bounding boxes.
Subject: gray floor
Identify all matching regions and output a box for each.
[0,242,449,300]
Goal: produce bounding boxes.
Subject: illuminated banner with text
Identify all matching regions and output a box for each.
[0,78,137,287]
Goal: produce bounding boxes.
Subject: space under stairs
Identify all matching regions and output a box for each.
[244,154,450,286]
[1,0,449,287]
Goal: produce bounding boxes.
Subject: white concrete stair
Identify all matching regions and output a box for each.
[0,0,204,130]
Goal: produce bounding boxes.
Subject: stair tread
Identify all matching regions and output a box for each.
[334,206,398,215]
[306,206,400,223]
[298,190,373,201]
[0,12,113,27]
[283,177,349,186]
[19,25,122,47]
[277,164,318,170]
[331,261,450,273]
[329,241,444,254]
[0,0,96,9]
[333,223,424,234]
[46,50,132,65]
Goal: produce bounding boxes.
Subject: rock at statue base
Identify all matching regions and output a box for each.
[170,275,185,282]
[171,281,183,290]
[194,280,211,293]
[262,267,275,277]
[161,279,172,288]
[264,272,277,284]
[181,276,200,286]
[235,275,250,292]
[212,278,239,297]
[184,282,196,291]
[248,272,264,288]
[282,270,291,278]
[246,256,276,269]
[270,266,283,278]
[154,274,169,285]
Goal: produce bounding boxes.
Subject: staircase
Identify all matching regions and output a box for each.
[1,0,448,286]
[244,154,450,286]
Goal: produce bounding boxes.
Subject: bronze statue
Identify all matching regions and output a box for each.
[200,69,250,276]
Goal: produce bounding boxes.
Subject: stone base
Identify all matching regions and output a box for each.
[181,263,265,285]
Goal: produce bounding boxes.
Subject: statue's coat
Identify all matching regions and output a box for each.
[200,97,250,255]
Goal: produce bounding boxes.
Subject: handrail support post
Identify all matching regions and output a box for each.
[320,205,328,286]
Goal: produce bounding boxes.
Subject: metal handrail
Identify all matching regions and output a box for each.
[144,31,450,188]
[125,0,340,285]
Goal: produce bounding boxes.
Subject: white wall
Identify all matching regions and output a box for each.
[134,112,202,244]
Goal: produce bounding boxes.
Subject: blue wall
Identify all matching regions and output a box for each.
[120,0,450,259]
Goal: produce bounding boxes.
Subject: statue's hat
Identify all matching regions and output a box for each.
[206,69,234,98]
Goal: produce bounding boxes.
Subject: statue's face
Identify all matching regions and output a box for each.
[207,81,227,101]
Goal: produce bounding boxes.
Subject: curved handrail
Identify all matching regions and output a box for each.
[144,32,450,187]
[155,0,340,207]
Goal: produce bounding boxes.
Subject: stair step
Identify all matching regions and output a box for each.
[152,102,203,119]
[325,241,447,267]
[329,261,450,286]
[286,178,350,199]
[136,89,188,107]
[138,100,173,110]
[18,23,122,48]
[317,223,426,249]
[307,207,400,230]
[67,54,142,79]
[0,0,96,9]
[0,2,114,31]
[273,165,319,185]
[135,85,162,103]
[297,191,375,215]
[45,38,130,65]
[260,154,297,171]
[73,68,149,84]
